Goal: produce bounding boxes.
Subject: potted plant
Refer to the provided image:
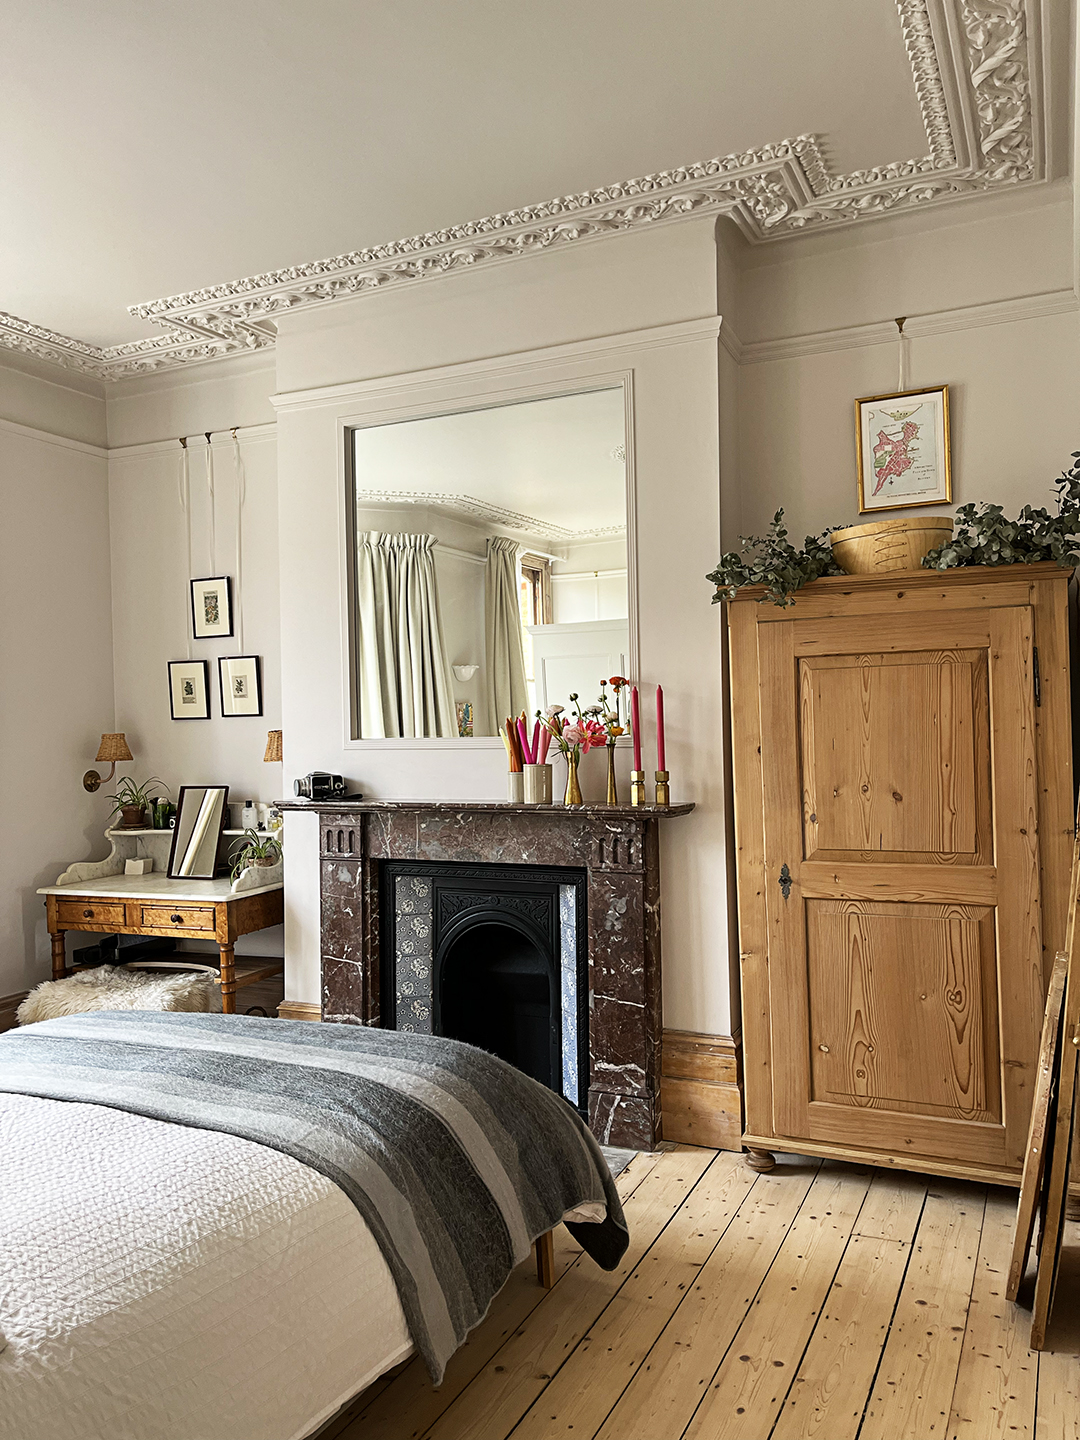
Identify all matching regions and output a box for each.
[107,776,169,830]
[229,829,282,880]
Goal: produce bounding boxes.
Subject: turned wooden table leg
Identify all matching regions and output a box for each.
[219,943,236,1014]
[51,931,68,981]
[534,1230,555,1290]
[745,1148,776,1173]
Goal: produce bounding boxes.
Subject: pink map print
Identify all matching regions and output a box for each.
[872,419,920,495]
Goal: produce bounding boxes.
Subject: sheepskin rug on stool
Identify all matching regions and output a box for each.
[17,965,213,1025]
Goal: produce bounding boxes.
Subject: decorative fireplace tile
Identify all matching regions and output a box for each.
[394,874,433,1032]
[560,884,579,1107]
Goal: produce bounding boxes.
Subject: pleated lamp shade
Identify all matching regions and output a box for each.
[263,730,283,763]
[95,733,133,763]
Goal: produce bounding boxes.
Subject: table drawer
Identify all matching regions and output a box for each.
[55,900,127,928]
[139,904,217,932]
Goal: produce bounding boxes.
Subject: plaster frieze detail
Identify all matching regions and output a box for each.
[0,0,1042,382]
[358,488,627,543]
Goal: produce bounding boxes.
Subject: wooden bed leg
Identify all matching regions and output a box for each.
[534,1230,555,1290]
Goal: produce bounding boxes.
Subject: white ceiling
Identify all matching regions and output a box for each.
[352,387,627,540]
[2,0,930,349]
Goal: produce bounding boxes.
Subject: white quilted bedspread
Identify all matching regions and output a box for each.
[0,1093,412,1440]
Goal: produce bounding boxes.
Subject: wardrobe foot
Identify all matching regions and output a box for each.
[745,1148,776,1173]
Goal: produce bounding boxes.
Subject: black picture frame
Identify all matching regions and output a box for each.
[190,576,234,640]
[167,785,230,879]
[218,655,263,718]
[168,660,211,720]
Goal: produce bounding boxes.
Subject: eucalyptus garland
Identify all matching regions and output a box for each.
[708,453,1080,607]
[922,451,1080,570]
[706,509,842,608]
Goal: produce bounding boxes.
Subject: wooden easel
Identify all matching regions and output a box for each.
[1008,803,1080,1348]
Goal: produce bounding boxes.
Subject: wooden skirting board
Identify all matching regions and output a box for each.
[0,992,27,1033]
[660,1029,743,1151]
[277,999,322,1022]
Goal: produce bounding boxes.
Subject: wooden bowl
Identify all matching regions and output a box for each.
[830,516,953,575]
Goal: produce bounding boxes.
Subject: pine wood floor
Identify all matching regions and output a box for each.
[321,1145,1080,1440]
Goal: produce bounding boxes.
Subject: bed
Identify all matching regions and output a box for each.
[0,1012,626,1440]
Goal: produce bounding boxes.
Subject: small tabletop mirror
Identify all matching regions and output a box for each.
[167,785,230,880]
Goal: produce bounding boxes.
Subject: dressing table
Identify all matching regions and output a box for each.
[39,827,283,1013]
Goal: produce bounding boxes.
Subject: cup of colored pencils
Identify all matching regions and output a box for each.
[501,716,525,802]
[513,713,552,804]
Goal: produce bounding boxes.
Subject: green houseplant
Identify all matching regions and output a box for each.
[708,453,1080,606]
[706,509,842,608]
[229,829,282,881]
[107,776,169,829]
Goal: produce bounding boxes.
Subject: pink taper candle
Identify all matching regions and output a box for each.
[630,685,642,771]
[656,684,665,772]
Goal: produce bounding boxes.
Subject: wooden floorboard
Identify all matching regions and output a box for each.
[322,1148,1080,1440]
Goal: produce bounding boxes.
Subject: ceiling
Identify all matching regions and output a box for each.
[0,0,1057,379]
[353,387,627,541]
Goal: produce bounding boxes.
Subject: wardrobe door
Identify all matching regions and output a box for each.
[758,605,1043,1173]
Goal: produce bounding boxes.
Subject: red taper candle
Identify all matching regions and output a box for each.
[656,684,665,772]
[630,685,642,771]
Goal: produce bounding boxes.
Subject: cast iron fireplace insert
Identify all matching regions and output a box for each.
[379,860,588,1114]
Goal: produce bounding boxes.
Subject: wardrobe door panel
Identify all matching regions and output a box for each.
[759,605,1043,1172]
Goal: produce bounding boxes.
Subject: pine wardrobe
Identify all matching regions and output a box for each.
[726,564,1076,1184]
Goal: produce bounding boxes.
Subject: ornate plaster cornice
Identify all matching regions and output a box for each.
[0,0,1046,383]
[357,488,626,544]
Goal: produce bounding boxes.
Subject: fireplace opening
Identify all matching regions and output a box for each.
[438,921,555,1089]
[379,861,588,1113]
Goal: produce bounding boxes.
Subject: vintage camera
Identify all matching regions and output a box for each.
[293,771,351,801]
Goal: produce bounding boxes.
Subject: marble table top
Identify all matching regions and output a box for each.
[38,874,282,902]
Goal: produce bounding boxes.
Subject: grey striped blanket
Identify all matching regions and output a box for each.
[0,1011,627,1383]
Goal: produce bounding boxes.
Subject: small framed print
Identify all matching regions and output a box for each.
[856,384,952,514]
[190,576,233,639]
[169,660,211,720]
[218,655,263,717]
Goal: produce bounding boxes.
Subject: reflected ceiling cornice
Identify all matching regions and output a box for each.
[0,0,1044,383]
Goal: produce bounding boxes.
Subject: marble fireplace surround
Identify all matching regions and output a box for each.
[278,799,693,1149]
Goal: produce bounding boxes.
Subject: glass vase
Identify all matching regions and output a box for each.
[564,753,583,806]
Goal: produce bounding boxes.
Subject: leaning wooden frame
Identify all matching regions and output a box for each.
[1008,795,1080,1348]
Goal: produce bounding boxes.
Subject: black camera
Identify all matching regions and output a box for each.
[294,771,353,801]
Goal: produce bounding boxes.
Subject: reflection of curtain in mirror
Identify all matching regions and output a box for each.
[485,537,529,729]
[356,532,456,737]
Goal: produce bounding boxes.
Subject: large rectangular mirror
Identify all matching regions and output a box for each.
[349,387,630,739]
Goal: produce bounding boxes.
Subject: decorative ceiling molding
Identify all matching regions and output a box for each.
[357,489,627,543]
[0,0,1045,384]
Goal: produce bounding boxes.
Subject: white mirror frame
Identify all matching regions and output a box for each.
[334,359,639,751]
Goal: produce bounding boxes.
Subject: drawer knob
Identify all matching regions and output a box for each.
[818,1043,830,1053]
[83,908,94,918]
[170,913,184,924]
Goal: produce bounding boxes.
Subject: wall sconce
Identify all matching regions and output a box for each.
[83,733,133,792]
[263,730,283,763]
[452,664,479,682]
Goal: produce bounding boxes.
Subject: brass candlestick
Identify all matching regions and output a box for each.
[630,769,646,806]
[655,770,670,806]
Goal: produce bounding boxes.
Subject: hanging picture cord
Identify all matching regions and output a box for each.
[205,432,217,574]
[232,427,246,653]
[177,438,193,660]
[896,316,908,391]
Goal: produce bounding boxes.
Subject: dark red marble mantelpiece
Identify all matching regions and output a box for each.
[279,799,693,1150]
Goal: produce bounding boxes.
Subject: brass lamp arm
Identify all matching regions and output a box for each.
[83,762,118,793]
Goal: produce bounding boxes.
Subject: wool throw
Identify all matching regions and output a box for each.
[0,1012,627,1383]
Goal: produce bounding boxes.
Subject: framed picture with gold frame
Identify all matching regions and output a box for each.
[856,384,951,514]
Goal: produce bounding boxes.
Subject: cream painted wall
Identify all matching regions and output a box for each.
[273,218,730,1033]
[106,429,282,956]
[0,397,114,995]
[730,191,1080,544]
